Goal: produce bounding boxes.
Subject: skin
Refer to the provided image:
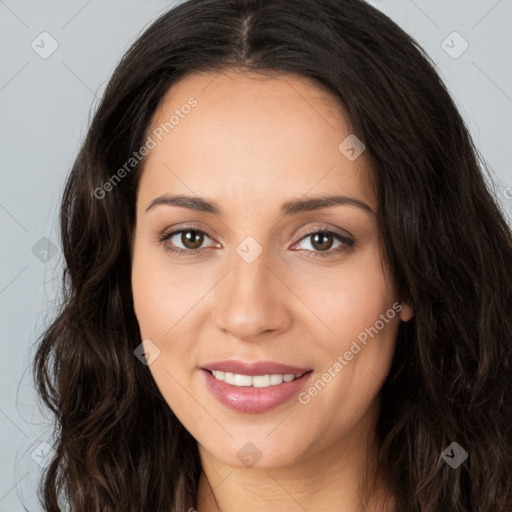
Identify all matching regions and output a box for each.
[131,68,413,512]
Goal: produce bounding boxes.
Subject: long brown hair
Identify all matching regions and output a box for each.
[33,0,512,510]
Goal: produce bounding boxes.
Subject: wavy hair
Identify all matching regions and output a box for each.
[33,0,512,510]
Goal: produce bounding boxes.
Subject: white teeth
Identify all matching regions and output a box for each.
[211,371,300,387]
[234,373,252,386]
[253,375,270,387]
[224,372,235,385]
[269,374,283,385]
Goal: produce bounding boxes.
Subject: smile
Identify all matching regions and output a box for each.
[210,370,304,387]
[200,360,313,413]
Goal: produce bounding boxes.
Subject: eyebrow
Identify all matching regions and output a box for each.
[144,193,375,215]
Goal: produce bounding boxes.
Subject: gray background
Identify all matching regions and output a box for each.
[0,0,511,510]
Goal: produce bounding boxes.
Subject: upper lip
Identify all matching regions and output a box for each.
[202,360,312,376]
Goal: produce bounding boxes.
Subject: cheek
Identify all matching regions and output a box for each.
[295,245,399,413]
[131,245,201,412]
[301,244,396,344]
[132,260,168,339]
[131,241,213,396]
[131,243,201,339]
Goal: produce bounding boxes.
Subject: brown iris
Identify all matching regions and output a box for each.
[180,230,205,250]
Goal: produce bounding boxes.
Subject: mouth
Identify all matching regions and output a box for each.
[200,360,313,413]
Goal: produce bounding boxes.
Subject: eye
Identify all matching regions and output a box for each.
[158,226,355,259]
[290,228,355,258]
[159,228,216,257]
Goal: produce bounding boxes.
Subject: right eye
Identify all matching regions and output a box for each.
[159,228,217,257]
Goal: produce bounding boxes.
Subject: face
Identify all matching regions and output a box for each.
[131,69,413,469]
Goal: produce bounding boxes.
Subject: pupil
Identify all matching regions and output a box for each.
[183,231,203,249]
[312,233,332,251]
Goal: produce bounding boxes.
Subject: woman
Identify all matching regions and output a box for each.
[33,0,512,511]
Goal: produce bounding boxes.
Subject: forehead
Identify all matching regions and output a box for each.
[152,68,349,124]
[139,69,375,213]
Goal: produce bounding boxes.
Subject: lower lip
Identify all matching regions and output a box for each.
[201,369,313,413]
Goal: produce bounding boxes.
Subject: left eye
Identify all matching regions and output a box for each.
[291,230,354,256]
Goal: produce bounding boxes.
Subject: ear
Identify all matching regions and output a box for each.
[398,302,414,322]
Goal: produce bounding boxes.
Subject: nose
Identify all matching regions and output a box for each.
[212,248,293,342]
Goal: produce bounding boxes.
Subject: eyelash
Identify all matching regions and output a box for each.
[158,225,355,259]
